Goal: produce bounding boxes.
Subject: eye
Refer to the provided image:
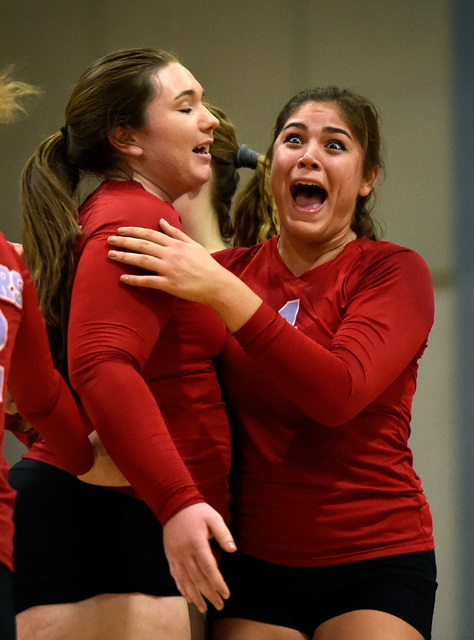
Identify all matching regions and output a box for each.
[178,108,192,114]
[326,140,346,151]
[283,133,302,144]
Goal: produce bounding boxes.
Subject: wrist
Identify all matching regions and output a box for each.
[206,270,262,333]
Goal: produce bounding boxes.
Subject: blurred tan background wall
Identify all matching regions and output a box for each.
[1,2,468,638]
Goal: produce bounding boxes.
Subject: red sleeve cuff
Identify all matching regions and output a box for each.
[233,302,286,354]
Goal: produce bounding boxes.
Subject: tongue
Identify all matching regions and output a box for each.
[294,186,325,209]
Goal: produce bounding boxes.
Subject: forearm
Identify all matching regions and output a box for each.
[71,360,204,523]
[8,268,94,474]
[200,266,263,333]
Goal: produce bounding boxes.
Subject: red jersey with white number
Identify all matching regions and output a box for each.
[216,235,435,566]
[0,233,93,571]
[26,181,231,525]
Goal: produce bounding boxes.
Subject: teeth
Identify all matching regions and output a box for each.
[290,182,327,202]
[295,181,322,187]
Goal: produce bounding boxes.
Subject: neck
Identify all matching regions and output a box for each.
[174,182,227,252]
[277,229,357,277]
[103,169,172,202]
[131,171,172,202]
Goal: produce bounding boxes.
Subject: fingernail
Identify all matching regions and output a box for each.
[108,250,117,257]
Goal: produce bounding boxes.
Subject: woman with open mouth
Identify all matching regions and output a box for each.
[108,86,437,640]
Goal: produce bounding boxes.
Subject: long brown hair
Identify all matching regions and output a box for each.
[203,103,278,247]
[21,48,177,376]
[232,155,278,247]
[204,103,239,242]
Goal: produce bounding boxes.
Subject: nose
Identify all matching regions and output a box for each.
[202,105,220,131]
[298,151,318,169]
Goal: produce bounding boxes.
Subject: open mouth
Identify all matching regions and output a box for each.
[290,183,327,209]
[193,146,209,155]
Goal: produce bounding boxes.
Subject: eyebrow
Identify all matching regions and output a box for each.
[174,89,196,101]
[283,122,353,141]
[174,88,206,102]
[324,125,353,141]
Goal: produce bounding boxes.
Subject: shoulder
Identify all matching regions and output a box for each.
[0,234,26,310]
[80,181,182,230]
[213,238,273,275]
[342,238,434,316]
[0,233,26,274]
[354,237,432,279]
[0,232,17,261]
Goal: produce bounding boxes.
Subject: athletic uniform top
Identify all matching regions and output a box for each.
[216,235,435,566]
[0,233,93,571]
[25,180,231,525]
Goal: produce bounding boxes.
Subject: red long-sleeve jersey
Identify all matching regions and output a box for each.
[0,233,93,571]
[26,181,231,525]
[216,235,435,566]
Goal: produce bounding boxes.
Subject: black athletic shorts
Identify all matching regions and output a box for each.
[0,562,16,640]
[9,459,180,614]
[209,548,437,639]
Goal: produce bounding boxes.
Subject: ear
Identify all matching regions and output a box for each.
[359,166,379,197]
[107,126,143,158]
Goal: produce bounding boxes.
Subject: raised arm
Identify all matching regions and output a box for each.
[108,223,434,426]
